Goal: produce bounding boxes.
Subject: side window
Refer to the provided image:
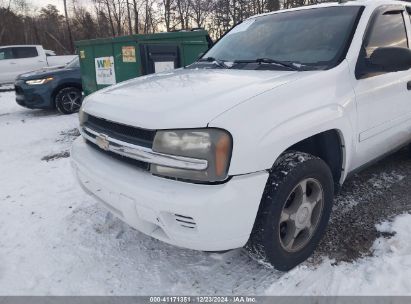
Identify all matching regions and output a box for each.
[364,11,408,58]
[357,10,409,78]
[0,48,14,60]
[12,47,38,59]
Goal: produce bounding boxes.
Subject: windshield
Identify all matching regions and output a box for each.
[66,57,80,68]
[202,6,363,70]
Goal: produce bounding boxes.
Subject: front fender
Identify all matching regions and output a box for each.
[258,105,354,182]
[209,62,357,181]
[218,104,354,179]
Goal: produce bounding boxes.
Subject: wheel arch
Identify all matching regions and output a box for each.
[280,129,346,192]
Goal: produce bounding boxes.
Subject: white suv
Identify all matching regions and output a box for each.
[71,0,411,270]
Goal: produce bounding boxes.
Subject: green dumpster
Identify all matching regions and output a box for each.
[75,30,212,96]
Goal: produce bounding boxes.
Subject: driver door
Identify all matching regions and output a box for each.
[353,6,411,168]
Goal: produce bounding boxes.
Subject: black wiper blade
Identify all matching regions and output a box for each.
[234,58,301,71]
[198,57,230,69]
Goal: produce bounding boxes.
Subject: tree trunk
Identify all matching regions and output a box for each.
[112,0,122,36]
[163,0,172,32]
[144,0,149,33]
[45,31,70,54]
[63,0,74,53]
[132,0,139,34]
[126,0,133,34]
[105,0,116,36]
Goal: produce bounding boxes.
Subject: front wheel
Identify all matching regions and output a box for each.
[55,87,83,114]
[246,151,334,271]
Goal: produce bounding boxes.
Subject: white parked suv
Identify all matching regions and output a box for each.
[71,0,411,270]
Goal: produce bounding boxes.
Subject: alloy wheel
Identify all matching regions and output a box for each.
[61,90,82,113]
[279,178,324,253]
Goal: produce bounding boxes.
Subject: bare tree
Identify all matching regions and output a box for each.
[132,0,140,33]
[176,0,191,29]
[63,0,74,52]
[96,0,117,36]
[161,0,174,32]
[126,0,133,34]
[142,0,158,33]
[190,0,210,28]
[267,0,280,11]
[0,0,333,51]
[111,0,123,36]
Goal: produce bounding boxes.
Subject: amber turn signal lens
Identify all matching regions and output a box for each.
[215,133,231,177]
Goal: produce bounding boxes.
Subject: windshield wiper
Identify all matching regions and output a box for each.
[198,57,230,69]
[234,58,301,71]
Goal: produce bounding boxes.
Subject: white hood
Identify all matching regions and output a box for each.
[82,68,312,130]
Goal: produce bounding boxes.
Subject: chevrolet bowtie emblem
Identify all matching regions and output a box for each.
[96,134,110,151]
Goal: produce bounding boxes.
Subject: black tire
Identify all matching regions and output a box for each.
[246,151,334,271]
[55,87,83,114]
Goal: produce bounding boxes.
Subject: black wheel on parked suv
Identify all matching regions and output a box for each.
[246,151,334,271]
[55,87,83,114]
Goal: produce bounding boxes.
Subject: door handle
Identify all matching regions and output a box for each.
[10,62,16,64]
[407,81,411,91]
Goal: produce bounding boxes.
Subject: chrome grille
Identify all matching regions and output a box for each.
[84,115,156,148]
[85,140,150,171]
[81,114,208,173]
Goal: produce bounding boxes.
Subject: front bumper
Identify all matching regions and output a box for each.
[14,80,54,109]
[71,138,269,251]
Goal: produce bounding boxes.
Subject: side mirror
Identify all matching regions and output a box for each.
[370,47,411,73]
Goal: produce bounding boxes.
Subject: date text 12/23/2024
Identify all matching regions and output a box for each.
[149,297,257,303]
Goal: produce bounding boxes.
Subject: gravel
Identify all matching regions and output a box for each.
[313,148,411,263]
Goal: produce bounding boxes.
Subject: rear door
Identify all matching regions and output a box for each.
[11,46,45,77]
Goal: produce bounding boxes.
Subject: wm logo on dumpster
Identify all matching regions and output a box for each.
[96,58,112,69]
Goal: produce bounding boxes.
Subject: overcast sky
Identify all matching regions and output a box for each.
[29,0,93,13]
[30,0,64,11]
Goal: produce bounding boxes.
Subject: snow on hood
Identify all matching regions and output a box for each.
[82,68,312,130]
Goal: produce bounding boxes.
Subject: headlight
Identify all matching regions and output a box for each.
[151,128,233,182]
[25,77,54,85]
[79,104,88,126]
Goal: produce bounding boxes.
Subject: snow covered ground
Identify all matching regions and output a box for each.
[1,90,411,295]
